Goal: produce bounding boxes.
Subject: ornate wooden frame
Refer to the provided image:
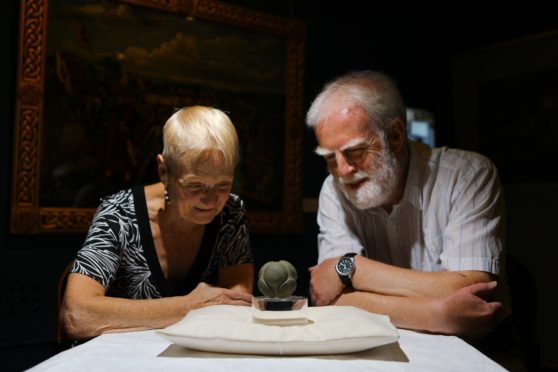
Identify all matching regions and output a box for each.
[11,0,305,234]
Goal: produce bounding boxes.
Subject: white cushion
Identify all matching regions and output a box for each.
[157,304,399,355]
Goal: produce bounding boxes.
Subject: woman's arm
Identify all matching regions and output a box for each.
[218,262,254,293]
[60,273,253,340]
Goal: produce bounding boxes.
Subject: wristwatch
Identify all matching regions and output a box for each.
[335,253,357,287]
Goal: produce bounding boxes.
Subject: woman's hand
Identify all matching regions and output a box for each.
[185,282,253,310]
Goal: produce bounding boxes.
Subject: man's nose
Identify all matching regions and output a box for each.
[334,151,355,177]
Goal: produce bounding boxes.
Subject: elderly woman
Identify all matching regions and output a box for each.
[60,106,254,340]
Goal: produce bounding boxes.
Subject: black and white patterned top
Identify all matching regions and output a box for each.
[71,186,253,299]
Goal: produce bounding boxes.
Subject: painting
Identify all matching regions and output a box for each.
[11,0,305,234]
[453,31,558,183]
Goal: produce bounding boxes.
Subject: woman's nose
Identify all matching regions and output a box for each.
[200,188,219,204]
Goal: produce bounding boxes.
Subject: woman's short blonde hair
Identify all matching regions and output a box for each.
[162,106,239,172]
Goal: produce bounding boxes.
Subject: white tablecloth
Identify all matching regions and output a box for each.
[28,328,506,371]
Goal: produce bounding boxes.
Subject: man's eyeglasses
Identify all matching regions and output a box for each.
[316,138,378,167]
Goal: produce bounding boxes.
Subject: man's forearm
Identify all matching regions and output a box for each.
[351,256,493,297]
[334,290,440,333]
[333,282,502,339]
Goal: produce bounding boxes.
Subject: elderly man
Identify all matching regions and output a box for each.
[307,70,512,342]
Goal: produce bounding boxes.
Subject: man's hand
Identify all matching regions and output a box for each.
[434,281,503,339]
[309,257,344,305]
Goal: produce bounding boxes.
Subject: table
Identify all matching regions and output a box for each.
[28,328,506,371]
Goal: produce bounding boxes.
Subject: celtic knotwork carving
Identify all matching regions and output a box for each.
[195,0,287,34]
[16,108,39,205]
[144,0,173,6]
[41,209,95,232]
[11,208,39,234]
[284,35,305,215]
[21,0,45,82]
[118,0,177,12]
[284,137,303,212]
[18,83,42,106]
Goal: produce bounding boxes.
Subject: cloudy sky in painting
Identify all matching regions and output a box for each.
[46,0,286,93]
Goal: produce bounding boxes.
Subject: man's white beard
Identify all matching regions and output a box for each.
[338,145,398,210]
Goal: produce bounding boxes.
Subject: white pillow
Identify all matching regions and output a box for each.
[157,304,399,355]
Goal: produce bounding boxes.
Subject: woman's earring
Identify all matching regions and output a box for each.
[164,187,171,204]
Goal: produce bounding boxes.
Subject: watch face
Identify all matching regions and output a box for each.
[336,257,354,275]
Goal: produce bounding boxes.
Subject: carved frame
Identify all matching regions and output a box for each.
[11,0,305,234]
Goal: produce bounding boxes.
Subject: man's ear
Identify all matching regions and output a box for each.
[156,154,168,185]
[389,118,406,153]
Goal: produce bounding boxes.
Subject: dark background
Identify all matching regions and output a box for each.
[1,1,557,370]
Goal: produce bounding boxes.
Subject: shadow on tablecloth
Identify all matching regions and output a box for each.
[158,341,409,362]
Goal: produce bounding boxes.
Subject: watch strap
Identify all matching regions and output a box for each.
[338,252,357,287]
[339,273,352,286]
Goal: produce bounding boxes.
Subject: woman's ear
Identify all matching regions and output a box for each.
[156,154,168,185]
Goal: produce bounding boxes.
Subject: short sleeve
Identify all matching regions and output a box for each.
[71,195,130,289]
[440,156,505,274]
[214,195,253,268]
[317,176,365,263]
